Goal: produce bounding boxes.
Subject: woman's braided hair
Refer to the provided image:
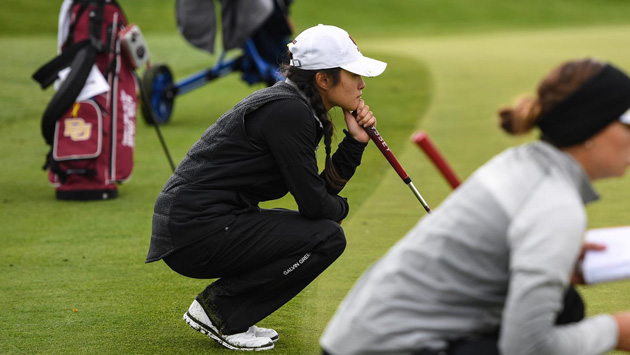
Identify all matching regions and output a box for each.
[283,65,348,190]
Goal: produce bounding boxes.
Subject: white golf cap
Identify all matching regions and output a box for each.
[287,24,387,77]
[621,106,630,124]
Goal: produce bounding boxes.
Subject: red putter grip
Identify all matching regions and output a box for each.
[352,112,432,213]
[351,110,410,182]
[413,131,460,189]
[364,125,410,182]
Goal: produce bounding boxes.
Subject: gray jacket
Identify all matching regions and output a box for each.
[321,141,618,355]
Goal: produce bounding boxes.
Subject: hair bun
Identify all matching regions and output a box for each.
[498,96,542,135]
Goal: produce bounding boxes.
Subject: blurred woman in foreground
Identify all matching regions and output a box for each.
[321,58,630,355]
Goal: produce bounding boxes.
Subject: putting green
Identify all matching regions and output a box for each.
[2,24,630,354]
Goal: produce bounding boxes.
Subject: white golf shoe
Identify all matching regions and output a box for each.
[249,325,279,343]
[183,299,274,351]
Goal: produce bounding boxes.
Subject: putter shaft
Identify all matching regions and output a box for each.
[408,181,431,213]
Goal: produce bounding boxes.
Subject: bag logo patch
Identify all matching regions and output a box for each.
[121,90,136,147]
[64,118,92,141]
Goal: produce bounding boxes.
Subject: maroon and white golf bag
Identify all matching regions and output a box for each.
[33,0,148,200]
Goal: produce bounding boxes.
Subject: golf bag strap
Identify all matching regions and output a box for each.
[67,2,90,45]
[32,0,108,88]
[40,45,97,146]
[89,0,106,52]
[36,0,107,146]
[31,40,91,89]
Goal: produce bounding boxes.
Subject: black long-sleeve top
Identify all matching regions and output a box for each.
[147,82,367,262]
[246,98,367,216]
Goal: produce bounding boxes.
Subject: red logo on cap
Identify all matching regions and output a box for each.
[292,39,297,44]
[349,36,360,52]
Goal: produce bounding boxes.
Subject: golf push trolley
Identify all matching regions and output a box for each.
[140,0,293,125]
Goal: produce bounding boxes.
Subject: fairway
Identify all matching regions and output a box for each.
[2,2,630,354]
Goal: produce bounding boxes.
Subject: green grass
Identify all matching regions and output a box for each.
[6,0,630,38]
[0,32,429,353]
[2,1,630,354]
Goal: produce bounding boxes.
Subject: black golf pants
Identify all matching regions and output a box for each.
[164,208,346,334]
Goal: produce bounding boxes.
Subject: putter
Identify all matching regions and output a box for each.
[358,116,431,214]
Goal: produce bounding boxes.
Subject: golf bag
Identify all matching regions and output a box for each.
[33,0,145,200]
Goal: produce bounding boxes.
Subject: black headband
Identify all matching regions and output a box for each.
[538,63,630,147]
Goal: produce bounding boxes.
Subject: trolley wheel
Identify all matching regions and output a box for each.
[140,64,175,125]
